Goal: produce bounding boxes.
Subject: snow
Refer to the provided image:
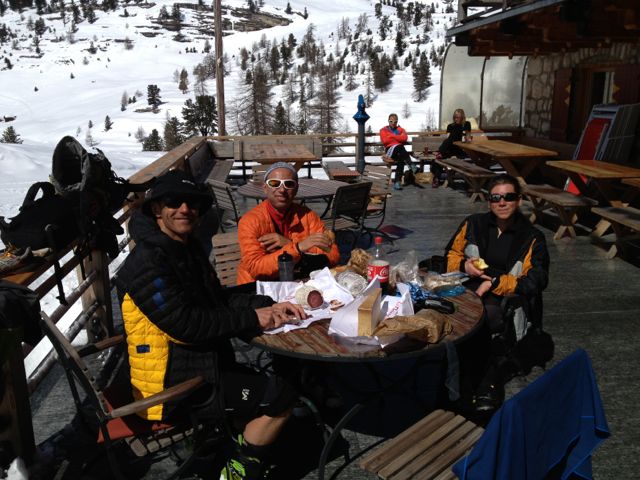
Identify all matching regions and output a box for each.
[1,0,456,374]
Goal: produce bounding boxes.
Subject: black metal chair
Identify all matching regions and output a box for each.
[323,181,373,247]
[362,164,392,231]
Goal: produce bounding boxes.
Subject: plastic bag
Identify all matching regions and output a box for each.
[389,250,421,288]
[420,271,468,296]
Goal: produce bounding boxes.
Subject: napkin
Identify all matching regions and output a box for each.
[256,268,354,334]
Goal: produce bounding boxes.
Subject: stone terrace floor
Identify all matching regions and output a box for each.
[29,176,640,479]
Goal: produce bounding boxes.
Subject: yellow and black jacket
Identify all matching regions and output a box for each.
[114,211,273,421]
[445,211,549,339]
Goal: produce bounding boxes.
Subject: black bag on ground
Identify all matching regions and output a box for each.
[50,136,153,257]
[0,182,78,251]
[0,279,42,347]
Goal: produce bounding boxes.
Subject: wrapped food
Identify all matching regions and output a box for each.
[473,258,489,270]
[347,248,371,277]
[335,269,367,296]
[373,309,452,344]
[295,285,324,309]
[420,271,466,293]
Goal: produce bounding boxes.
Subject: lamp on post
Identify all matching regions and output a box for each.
[353,94,370,174]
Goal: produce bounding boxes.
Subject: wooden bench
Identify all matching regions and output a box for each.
[359,409,484,480]
[591,206,640,259]
[434,157,495,202]
[322,160,361,182]
[522,184,598,240]
[211,232,241,286]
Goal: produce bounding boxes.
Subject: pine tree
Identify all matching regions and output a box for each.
[344,65,357,92]
[310,67,342,134]
[394,31,405,57]
[104,115,113,131]
[285,1,291,14]
[412,52,432,101]
[34,18,46,36]
[273,101,287,134]
[142,129,164,151]
[0,126,22,144]
[182,95,218,136]
[232,63,273,135]
[163,116,185,150]
[121,91,128,111]
[179,68,189,93]
[147,84,161,108]
[135,126,146,142]
[86,5,95,23]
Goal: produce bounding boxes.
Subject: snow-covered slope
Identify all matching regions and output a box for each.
[1,0,455,216]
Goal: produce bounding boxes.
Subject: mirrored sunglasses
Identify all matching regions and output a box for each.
[265,179,297,190]
[489,192,520,203]
[162,195,203,210]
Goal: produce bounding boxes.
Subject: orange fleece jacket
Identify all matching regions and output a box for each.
[237,201,340,285]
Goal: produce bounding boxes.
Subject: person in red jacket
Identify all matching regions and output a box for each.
[379,113,418,190]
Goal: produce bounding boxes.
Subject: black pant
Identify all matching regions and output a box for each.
[389,145,413,183]
[434,138,467,179]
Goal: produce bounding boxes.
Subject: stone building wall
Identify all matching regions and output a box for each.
[524,43,640,138]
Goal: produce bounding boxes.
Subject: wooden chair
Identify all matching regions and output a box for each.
[211,231,241,287]
[207,179,241,232]
[359,409,484,480]
[40,313,218,480]
[206,159,234,183]
[323,181,373,246]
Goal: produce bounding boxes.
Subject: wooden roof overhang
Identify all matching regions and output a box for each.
[446,0,640,58]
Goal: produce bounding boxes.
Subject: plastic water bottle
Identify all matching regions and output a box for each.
[278,251,294,281]
[367,237,390,293]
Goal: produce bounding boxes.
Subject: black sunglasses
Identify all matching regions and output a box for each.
[489,192,520,203]
[162,195,203,210]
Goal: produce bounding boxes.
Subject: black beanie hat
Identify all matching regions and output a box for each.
[142,169,213,214]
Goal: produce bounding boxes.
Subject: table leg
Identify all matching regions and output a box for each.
[317,402,366,480]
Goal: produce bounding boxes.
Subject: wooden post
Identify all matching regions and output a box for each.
[0,328,35,464]
[214,0,226,136]
[77,250,113,340]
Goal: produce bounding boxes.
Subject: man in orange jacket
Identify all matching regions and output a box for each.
[237,162,340,285]
[379,113,418,190]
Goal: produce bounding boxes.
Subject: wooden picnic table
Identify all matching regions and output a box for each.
[454,139,557,184]
[243,143,318,171]
[547,160,640,237]
[547,160,640,207]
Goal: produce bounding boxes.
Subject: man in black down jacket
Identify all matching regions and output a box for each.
[115,169,306,480]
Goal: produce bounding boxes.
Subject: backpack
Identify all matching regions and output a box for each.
[0,279,42,347]
[0,182,79,251]
[50,136,153,258]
